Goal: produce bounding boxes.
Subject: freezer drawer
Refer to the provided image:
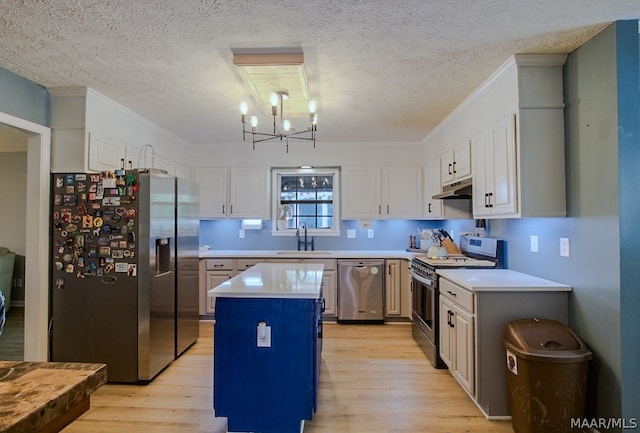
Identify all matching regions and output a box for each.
[337,260,384,322]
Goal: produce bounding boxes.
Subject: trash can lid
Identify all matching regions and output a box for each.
[502,318,592,363]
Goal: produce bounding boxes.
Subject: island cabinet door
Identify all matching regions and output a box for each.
[213,297,317,433]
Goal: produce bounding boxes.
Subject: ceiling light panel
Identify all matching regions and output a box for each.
[233,53,311,118]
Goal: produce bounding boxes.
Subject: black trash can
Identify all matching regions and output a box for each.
[502,318,592,433]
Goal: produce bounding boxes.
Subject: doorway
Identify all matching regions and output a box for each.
[0,111,50,361]
[0,123,28,360]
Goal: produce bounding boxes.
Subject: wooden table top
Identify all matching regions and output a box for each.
[0,361,107,433]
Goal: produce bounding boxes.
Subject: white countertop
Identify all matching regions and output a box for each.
[199,249,414,259]
[436,269,571,292]
[207,262,324,299]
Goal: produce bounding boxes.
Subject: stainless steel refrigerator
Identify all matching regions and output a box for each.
[175,178,199,357]
[51,169,177,383]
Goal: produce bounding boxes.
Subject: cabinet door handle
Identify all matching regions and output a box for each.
[450,311,455,328]
[448,163,453,175]
[484,193,489,208]
[447,290,457,297]
[378,205,381,214]
[222,204,226,214]
[230,205,233,214]
[488,192,493,208]
[386,204,390,214]
[428,203,432,213]
[453,161,457,174]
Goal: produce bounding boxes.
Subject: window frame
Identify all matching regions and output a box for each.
[271,167,341,236]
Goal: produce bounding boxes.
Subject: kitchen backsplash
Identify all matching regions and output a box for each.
[199,219,476,251]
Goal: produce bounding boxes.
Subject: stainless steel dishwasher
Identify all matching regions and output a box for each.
[337,260,385,323]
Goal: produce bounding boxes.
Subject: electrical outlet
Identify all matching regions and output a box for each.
[368,229,374,239]
[347,229,356,238]
[239,229,245,238]
[560,237,570,257]
[257,323,271,348]
[530,235,539,253]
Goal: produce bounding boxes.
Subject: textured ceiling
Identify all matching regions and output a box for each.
[0,1,639,146]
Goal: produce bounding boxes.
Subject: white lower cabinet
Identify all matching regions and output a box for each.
[384,259,412,319]
[321,270,337,317]
[202,259,235,315]
[439,279,475,396]
[385,260,401,317]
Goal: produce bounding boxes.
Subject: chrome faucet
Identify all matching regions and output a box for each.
[296,222,315,251]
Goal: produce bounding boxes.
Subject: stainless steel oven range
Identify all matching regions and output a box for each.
[411,235,504,368]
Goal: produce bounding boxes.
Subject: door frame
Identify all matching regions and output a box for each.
[0,111,50,361]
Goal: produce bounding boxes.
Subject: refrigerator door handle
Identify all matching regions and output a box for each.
[154,270,173,278]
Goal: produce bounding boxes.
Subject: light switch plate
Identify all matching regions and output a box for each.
[239,229,245,238]
[347,229,356,238]
[367,229,374,239]
[530,235,539,253]
[560,237,570,257]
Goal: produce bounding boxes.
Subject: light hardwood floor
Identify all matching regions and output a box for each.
[63,321,514,433]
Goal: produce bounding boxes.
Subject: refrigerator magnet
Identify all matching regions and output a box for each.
[65,174,74,185]
[115,263,128,273]
[82,215,93,228]
[127,264,137,276]
[56,177,64,188]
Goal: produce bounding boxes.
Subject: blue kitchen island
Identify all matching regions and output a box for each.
[208,262,324,433]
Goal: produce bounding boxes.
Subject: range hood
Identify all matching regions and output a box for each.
[432,178,473,199]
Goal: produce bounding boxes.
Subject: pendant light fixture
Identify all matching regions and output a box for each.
[240,91,317,153]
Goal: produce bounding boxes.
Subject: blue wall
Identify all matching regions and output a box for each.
[200,218,476,251]
[0,66,50,126]
[616,20,640,423]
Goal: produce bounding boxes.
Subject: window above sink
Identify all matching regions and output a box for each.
[271,167,341,237]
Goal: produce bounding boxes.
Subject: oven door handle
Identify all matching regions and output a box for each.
[411,272,434,286]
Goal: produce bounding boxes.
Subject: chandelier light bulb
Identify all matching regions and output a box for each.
[312,113,318,125]
[270,93,279,107]
[240,101,248,115]
[308,100,316,114]
[250,116,258,128]
[283,119,291,132]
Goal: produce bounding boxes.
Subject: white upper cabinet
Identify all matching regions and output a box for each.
[229,168,270,218]
[423,159,443,218]
[424,159,471,220]
[472,56,567,219]
[342,166,422,219]
[473,115,517,217]
[88,133,126,172]
[424,54,567,220]
[50,87,192,178]
[441,140,472,186]
[197,168,228,218]
[197,167,269,219]
[341,167,381,218]
[384,167,422,218]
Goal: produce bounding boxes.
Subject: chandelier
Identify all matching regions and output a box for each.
[240,91,317,153]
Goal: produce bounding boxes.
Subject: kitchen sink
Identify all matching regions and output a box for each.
[275,251,332,255]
